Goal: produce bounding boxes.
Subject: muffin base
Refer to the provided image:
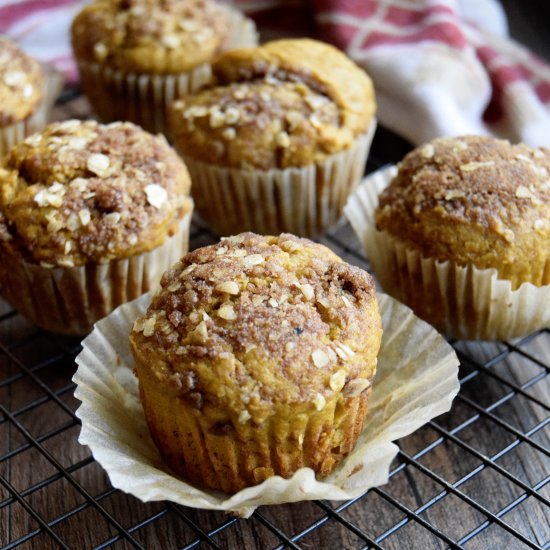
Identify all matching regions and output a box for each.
[0,206,193,335]
[181,121,376,238]
[345,166,550,340]
[76,7,258,134]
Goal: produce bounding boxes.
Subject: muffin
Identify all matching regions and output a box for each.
[0,119,193,334]
[130,233,382,493]
[346,135,550,340]
[168,38,377,237]
[0,38,49,156]
[71,0,257,134]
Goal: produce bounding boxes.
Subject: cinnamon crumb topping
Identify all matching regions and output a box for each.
[71,0,238,74]
[376,135,550,288]
[168,39,376,170]
[0,120,191,266]
[130,233,382,414]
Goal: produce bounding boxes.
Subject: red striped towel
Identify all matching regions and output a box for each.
[2,0,550,147]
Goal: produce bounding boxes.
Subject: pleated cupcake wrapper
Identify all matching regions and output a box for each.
[137,371,371,494]
[73,291,459,517]
[182,121,376,238]
[0,65,63,156]
[0,207,192,335]
[76,7,258,134]
[344,166,550,341]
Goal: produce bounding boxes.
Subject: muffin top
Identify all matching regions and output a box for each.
[169,39,376,170]
[375,135,550,287]
[0,120,192,267]
[0,38,44,126]
[130,233,382,423]
[71,0,236,74]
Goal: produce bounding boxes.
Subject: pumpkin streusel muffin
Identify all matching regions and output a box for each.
[347,134,550,340]
[168,38,377,237]
[0,119,193,334]
[0,37,48,155]
[71,0,257,133]
[130,233,382,493]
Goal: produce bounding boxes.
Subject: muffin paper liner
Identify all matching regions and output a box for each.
[76,7,258,134]
[73,291,459,517]
[181,121,377,238]
[0,206,192,335]
[344,166,550,340]
[0,65,63,156]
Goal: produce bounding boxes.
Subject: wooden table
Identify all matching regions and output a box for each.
[0,93,549,550]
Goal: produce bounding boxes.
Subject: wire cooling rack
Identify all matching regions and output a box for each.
[0,90,549,550]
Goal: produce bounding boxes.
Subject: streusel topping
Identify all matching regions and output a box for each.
[71,0,235,73]
[376,135,550,287]
[169,39,376,169]
[130,233,381,421]
[0,120,191,266]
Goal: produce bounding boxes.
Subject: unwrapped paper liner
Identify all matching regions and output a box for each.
[344,166,550,340]
[73,290,459,518]
[181,121,376,238]
[0,206,193,335]
[76,6,258,134]
[0,65,63,156]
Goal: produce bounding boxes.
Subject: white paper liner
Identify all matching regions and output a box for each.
[0,65,63,156]
[344,166,550,340]
[73,291,459,518]
[76,7,258,134]
[0,206,192,335]
[181,121,377,238]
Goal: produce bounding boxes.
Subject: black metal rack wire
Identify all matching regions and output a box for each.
[0,91,549,549]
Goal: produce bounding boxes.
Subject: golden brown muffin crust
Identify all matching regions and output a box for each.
[0,120,192,267]
[130,233,381,423]
[0,38,44,126]
[169,39,376,169]
[376,135,550,287]
[71,0,234,74]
